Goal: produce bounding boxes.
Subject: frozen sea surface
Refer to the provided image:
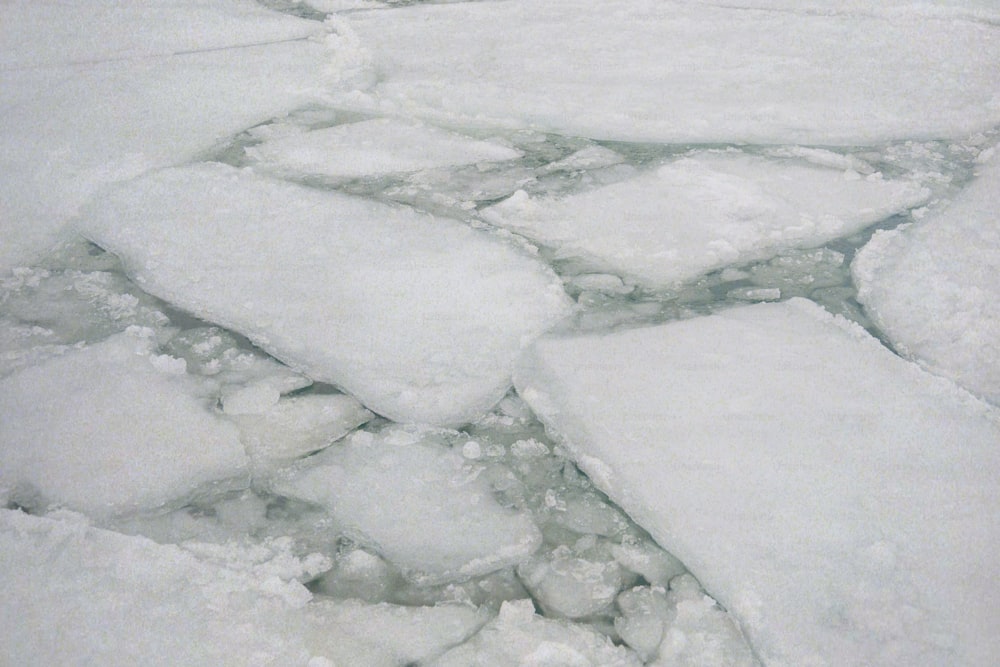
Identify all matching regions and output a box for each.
[3,0,999,664]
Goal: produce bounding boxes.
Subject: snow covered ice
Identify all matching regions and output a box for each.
[854,150,1000,405]
[483,150,929,289]
[3,0,1000,664]
[515,299,1000,666]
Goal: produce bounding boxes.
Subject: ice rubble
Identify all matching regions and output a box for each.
[854,150,1000,404]
[77,163,572,425]
[246,117,522,179]
[0,0,339,272]
[272,425,542,584]
[515,299,1000,666]
[483,150,929,289]
[336,0,1000,144]
[0,509,486,666]
[0,329,247,518]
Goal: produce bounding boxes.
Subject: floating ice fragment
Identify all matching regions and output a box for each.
[0,330,247,518]
[247,117,522,179]
[272,425,542,584]
[483,151,928,289]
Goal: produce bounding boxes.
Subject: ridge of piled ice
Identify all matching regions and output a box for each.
[0,0,344,272]
[515,299,1000,666]
[853,150,1000,404]
[0,509,485,666]
[76,163,573,425]
[337,0,1000,144]
[272,424,542,584]
[247,117,522,179]
[483,150,929,289]
[0,329,248,518]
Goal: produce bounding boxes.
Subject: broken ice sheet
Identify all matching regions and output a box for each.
[77,163,572,426]
[0,329,248,518]
[335,0,1000,144]
[0,509,485,666]
[246,117,522,180]
[482,150,928,290]
[0,0,343,272]
[271,424,542,584]
[515,299,1000,666]
[854,149,1000,404]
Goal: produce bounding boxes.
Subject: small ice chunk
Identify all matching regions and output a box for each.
[0,330,247,517]
[272,425,542,584]
[727,287,781,302]
[652,574,757,667]
[516,545,625,618]
[77,163,572,425]
[611,539,687,588]
[430,598,642,667]
[311,547,400,603]
[616,586,671,661]
[483,151,927,289]
[515,299,1000,665]
[542,145,626,173]
[247,117,522,179]
[232,393,372,464]
[854,152,1000,404]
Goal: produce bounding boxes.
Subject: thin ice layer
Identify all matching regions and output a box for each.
[0,0,341,271]
[273,425,542,584]
[0,510,484,666]
[483,151,928,289]
[247,117,522,179]
[853,152,1000,404]
[77,163,572,425]
[338,0,1000,144]
[514,299,1000,666]
[0,329,247,518]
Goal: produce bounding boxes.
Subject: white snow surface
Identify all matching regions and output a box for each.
[0,329,247,518]
[854,151,1000,404]
[247,117,522,179]
[515,299,1000,667]
[483,150,929,288]
[273,425,542,584]
[0,509,484,666]
[337,0,1000,144]
[0,0,341,272]
[76,163,572,425]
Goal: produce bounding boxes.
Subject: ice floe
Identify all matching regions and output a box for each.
[0,329,247,517]
[337,0,1000,144]
[854,150,1000,404]
[483,150,928,289]
[0,509,484,666]
[272,424,542,584]
[77,163,572,425]
[0,0,339,271]
[515,298,1000,666]
[247,117,522,180]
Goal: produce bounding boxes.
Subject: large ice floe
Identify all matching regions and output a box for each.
[0,0,350,273]
[515,298,1000,666]
[483,150,929,289]
[0,509,487,666]
[336,0,1000,144]
[853,151,1000,404]
[76,163,572,425]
